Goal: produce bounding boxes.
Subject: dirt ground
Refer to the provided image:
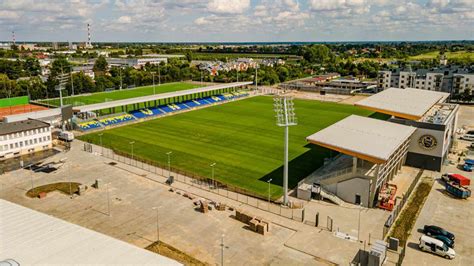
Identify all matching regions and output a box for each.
[0,104,48,119]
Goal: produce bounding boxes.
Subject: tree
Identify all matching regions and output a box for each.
[185,51,193,62]
[93,55,108,74]
[302,45,331,64]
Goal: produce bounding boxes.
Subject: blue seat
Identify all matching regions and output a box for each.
[183,100,198,108]
[159,105,174,113]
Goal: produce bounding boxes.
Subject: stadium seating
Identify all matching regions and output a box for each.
[204,97,217,103]
[130,108,163,119]
[159,105,175,113]
[77,120,102,131]
[99,114,135,126]
[183,100,199,108]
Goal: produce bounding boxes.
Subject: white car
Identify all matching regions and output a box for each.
[461,130,474,141]
[419,235,455,259]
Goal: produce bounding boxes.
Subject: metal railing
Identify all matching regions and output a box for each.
[85,143,305,222]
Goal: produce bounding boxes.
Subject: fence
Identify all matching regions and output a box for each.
[382,169,424,239]
[86,143,305,222]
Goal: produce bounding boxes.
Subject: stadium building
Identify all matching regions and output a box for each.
[298,88,458,207]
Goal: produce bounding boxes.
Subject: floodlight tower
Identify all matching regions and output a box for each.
[273,96,297,205]
[56,68,69,131]
[12,31,16,46]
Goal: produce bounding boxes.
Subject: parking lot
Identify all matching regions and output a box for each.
[403,138,473,265]
[0,140,372,265]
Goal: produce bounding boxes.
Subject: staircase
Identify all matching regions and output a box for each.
[319,186,344,205]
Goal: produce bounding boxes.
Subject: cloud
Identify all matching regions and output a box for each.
[207,0,250,14]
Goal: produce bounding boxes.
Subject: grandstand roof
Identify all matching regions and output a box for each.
[0,199,180,265]
[306,115,416,164]
[76,82,253,113]
[354,88,449,120]
[3,108,61,123]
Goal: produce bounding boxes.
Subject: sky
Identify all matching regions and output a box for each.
[0,0,473,43]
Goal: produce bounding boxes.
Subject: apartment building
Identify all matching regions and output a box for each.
[0,119,52,160]
[377,66,474,95]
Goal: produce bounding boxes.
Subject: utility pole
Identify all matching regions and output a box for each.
[106,182,111,216]
[158,66,161,86]
[70,70,74,96]
[273,96,297,206]
[255,65,258,91]
[129,141,135,162]
[98,133,103,155]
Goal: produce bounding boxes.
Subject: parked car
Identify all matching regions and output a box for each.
[432,234,455,248]
[419,235,455,259]
[461,130,474,141]
[58,131,74,142]
[463,159,474,172]
[423,225,455,241]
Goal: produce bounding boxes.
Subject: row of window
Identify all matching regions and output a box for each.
[0,136,51,151]
[0,127,50,141]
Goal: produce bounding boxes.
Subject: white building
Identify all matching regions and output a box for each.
[377,67,474,95]
[0,119,52,159]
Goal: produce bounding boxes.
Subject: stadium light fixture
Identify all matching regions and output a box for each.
[273,96,297,206]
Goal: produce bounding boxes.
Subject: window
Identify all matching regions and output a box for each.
[9,144,13,149]
[15,143,18,148]
[34,139,37,144]
[3,145,8,151]
[47,136,51,141]
[20,141,23,147]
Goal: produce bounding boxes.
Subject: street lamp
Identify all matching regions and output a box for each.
[221,234,225,266]
[210,162,216,188]
[152,72,156,94]
[273,96,297,206]
[98,133,103,155]
[267,178,272,203]
[357,203,363,241]
[106,182,111,216]
[129,141,135,163]
[152,206,160,245]
[166,151,172,178]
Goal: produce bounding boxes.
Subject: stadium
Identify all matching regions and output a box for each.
[2,80,457,206]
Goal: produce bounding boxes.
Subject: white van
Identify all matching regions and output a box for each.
[419,235,455,259]
[58,131,74,142]
[461,130,474,141]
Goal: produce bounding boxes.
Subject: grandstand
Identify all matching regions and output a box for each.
[74,82,252,131]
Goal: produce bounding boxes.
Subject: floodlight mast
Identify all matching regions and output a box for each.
[56,68,69,131]
[273,96,297,206]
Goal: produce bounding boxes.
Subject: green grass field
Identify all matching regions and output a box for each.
[39,82,201,107]
[79,96,373,199]
[409,50,474,61]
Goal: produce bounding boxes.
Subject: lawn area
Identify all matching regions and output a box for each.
[38,82,202,107]
[388,176,434,245]
[79,96,373,199]
[409,50,474,61]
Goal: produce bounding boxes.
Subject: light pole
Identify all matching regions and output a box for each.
[273,96,297,206]
[255,65,258,91]
[119,67,123,90]
[152,72,156,94]
[106,182,111,216]
[267,178,272,203]
[158,66,161,86]
[357,203,362,241]
[129,141,135,164]
[152,206,160,245]
[221,234,225,266]
[98,133,103,155]
[166,151,172,178]
[200,70,203,86]
[210,162,216,188]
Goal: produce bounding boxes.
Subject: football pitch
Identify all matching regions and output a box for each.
[79,96,374,199]
[39,82,201,107]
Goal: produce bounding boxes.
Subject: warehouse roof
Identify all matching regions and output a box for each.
[0,199,180,265]
[355,88,449,120]
[0,119,50,136]
[76,81,253,113]
[306,115,416,164]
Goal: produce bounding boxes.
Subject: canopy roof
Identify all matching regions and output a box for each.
[355,88,449,120]
[306,115,416,164]
[76,81,253,113]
